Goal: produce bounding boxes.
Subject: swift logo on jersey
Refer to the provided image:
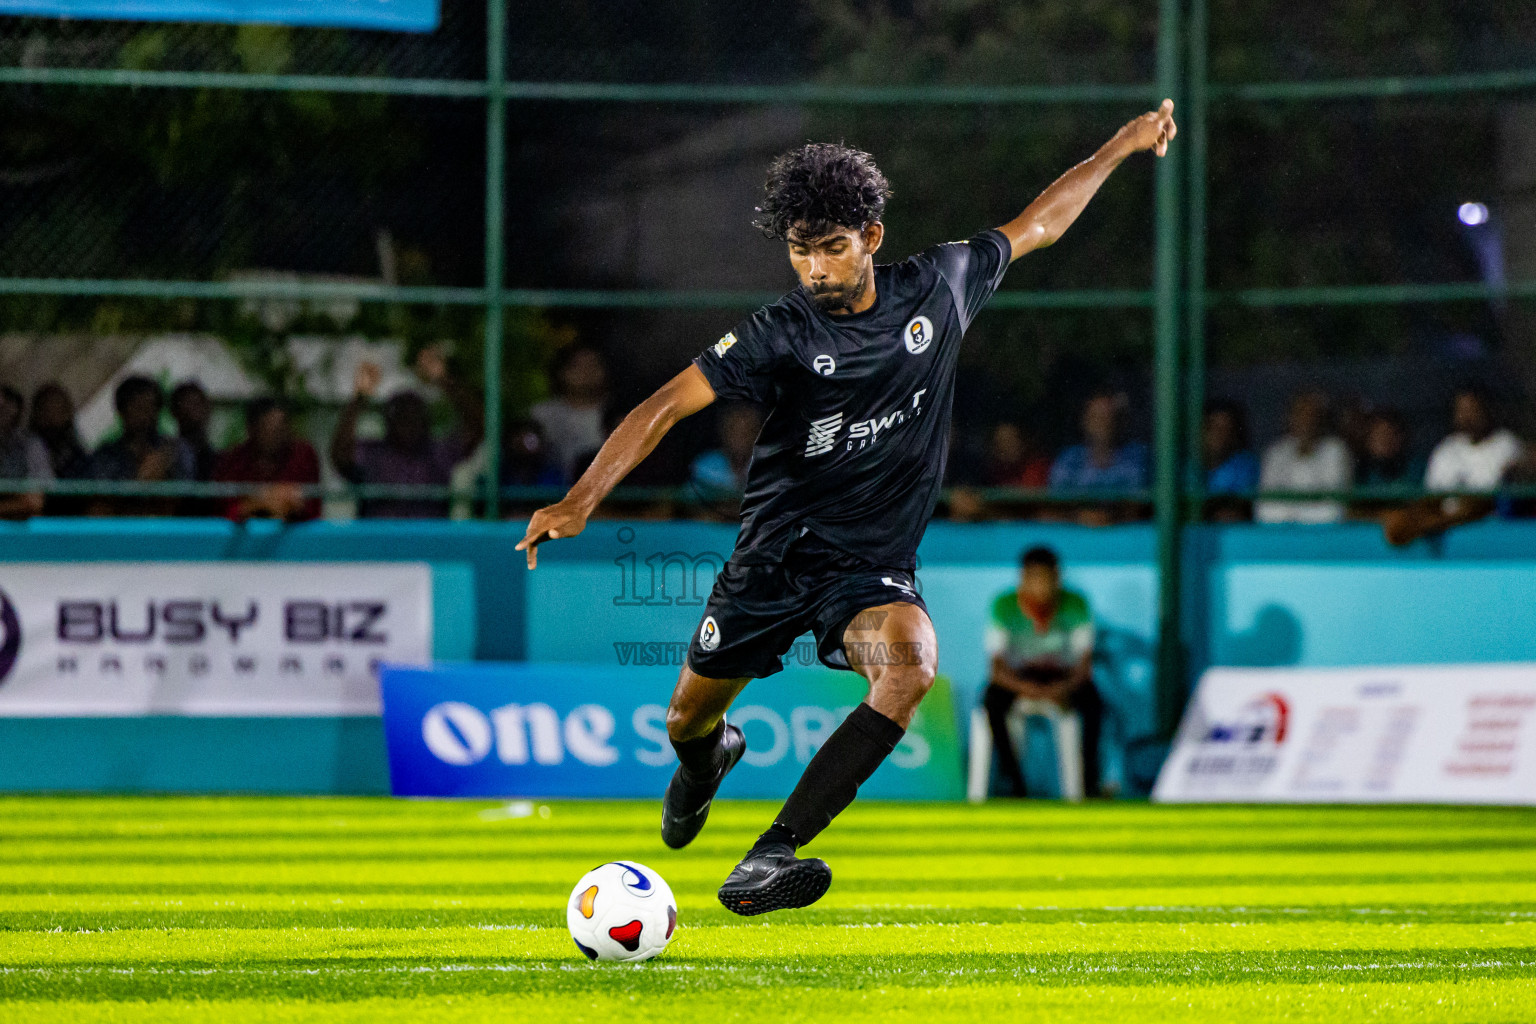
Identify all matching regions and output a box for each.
[803,391,927,458]
[846,389,927,451]
[804,412,843,457]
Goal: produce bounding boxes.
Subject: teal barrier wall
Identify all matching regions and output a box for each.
[528,520,1158,795]
[0,519,484,794]
[7,517,1536,793]
[0,717,389,792]
[1189,522,1536,670]
[0,518,515,657]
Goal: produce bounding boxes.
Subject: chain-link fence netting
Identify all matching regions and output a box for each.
[1,88,486,284]
[499,100,1157,292]
[1208,0,1536,83]
[1,1,1535,518]
[1204,93,1536,456]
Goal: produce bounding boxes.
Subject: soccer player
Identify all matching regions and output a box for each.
[517,100,1177,914]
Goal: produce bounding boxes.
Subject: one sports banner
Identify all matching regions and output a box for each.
[0,0,438,31]
[0,562,431,716]
[1154,664,1536,805]
[379,662,964,800]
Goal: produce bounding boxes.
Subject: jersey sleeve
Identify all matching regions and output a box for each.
[925,228,1012,331]
[984,624,1009,658]
[1062,591,1096,660]
[1423,439,1456,490]
[1068,622,1095,660]
[691,305,786,405]
[983,592,1013,658]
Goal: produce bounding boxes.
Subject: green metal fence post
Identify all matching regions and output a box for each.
[1184,0,1208,515]
[1152,0,1186,738]
[483,0,507,520]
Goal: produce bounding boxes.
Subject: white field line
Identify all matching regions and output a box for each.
[1,960,1533,979]
[837,905,1536,918]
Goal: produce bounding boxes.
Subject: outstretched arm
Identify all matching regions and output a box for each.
[330,362,380,482]
[516,363,718,568]
[997,99,1177,262]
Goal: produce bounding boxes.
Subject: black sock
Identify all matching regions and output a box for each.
[670,718,726,777]
[768,703,905,849]
[747,823,800,857]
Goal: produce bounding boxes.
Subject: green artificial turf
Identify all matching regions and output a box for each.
[0,797,1533,1022]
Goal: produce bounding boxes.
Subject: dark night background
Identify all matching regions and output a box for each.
[3,0,1535,477]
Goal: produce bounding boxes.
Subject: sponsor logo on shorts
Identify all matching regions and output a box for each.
[699,615,721,652]
[804,412,843,458]
[904,315,933,354]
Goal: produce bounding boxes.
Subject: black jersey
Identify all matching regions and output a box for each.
[692,228,1011,570]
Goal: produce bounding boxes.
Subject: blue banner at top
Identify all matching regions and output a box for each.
[0,0,438,32]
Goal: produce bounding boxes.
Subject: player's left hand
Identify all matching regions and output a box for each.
[1120,98,1177,157]
[516,499,590,569]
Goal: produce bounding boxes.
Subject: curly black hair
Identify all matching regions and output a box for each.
[752,142,892,240]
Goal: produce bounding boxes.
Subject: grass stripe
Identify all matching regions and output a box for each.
[0,799,1533,1021]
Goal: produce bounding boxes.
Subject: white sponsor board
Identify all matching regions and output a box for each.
[0,563,431,716]
[1154,664,1536,804]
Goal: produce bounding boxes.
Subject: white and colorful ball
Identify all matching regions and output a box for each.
[566,861,677,962]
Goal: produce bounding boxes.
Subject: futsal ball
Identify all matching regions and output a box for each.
[566,860,678,962]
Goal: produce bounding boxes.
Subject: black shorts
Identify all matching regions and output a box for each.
[686,534,928,680]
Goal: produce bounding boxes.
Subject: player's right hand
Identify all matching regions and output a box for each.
[516,500,590,569]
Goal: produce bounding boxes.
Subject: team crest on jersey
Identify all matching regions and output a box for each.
[713,332,738,357]
[813,354,836,376]
[904,315,934,354]
[699,615,721,652]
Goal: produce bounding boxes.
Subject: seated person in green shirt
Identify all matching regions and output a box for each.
[982,545,1103,797]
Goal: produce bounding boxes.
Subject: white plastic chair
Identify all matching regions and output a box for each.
[966,699,1084,803]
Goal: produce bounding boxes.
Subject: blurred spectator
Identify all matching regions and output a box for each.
[1255,390,1352,524]
[28,383,88,480]
[1201,399,1258,522]
[0,385,50,519]
[490,419,566,520]
[214,398,321,522]
[1336,394,1373,469]
[981,546,1102,798]
[85,376,197,516]
[1357,408,1421,487]
[942,486,988,522]
[1049,393,1149,525]
[981,422,1051,488]
[1424,387,1521,495]
[1385,387,1522,546]
[331,347,483,519]
[500,418,564,488]
[938,429,988,522]
[170,381,217,482]
[531,344,610,483]
[690,404,761,495]
[1350,408,1422,522]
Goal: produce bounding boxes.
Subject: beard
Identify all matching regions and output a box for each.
[804,265,870,312]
